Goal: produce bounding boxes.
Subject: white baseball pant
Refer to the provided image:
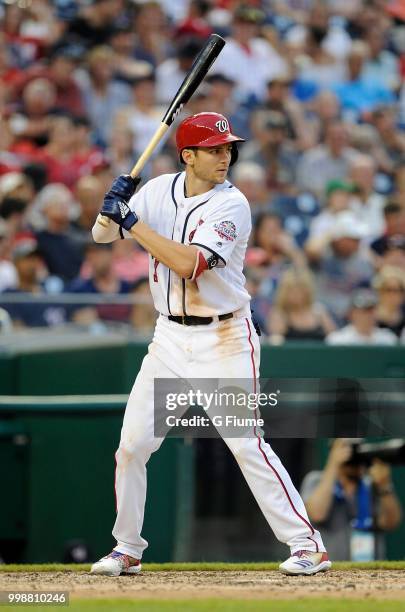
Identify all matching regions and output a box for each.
[112,311,326,559]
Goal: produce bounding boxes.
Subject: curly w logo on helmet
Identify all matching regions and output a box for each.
[215,119,229,133]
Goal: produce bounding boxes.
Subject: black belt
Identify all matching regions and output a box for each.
[168,312,233,326]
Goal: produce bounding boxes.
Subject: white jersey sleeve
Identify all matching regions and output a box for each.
[189,195,251,270]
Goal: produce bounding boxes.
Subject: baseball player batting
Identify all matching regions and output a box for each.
[90,112,331,577]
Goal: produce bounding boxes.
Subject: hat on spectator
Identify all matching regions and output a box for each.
[267,73,293,87]
[325,179,354,197]
[11,234,41,261]
[206,73,236,87]
[331,211,367,240]
[234,5,266,24]
[0,173,26,199]
[350,289,378,310]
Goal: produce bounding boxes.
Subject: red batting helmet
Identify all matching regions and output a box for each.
[176,112,245,166]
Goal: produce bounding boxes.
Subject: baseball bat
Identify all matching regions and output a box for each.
[97,34,226,227]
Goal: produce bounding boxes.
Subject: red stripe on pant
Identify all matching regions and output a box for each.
[114,451,118,513]
[245,317,319,553]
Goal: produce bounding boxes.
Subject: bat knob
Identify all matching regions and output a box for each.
[97,214,110,228]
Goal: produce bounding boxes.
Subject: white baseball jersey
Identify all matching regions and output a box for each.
[126,171,251,317]
[92,171,327,565]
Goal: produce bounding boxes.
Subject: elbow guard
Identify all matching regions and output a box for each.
[189,250,209,281]
[189,250,221,280]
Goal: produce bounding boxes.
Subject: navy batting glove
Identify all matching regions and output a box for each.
[109,174,141,201]
[101,193,139,231]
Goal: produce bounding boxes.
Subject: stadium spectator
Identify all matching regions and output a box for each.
[77,45,132,147]
[156,38,204,105]
[106,128,135,176]
[307,211,374,323]
[16,44,85,117]
[291,7,346,94]
[241,110,299,193]
[301,438,402,560]
[71,175,105,244]
[263,74,309,150]
[307,179,352,240]
[304,90,341,149]
[333,41,395,121]
[231,162,271,219]
[284,1,353,61]
[0,197,29,241]
[33,114,81,189]
[268,267,335,344]
[114,72,163,161]
[210,4,288,104]
[133,1,170,68]
[296,120,358,198]
[371,106,405,173]
[66,0,126,49]
[0,233,67,328]
[0,172,35,206]
[246,212,306,304]
[203,74,250,138]
[348,155,386,240]
[34,183,82,282]
[380,235,405,271]
[70,116,105,177]
[363,24,400,92]
[108,24,152,86]
[371,201,405,258]
[8,78,57,148]
[174,0,212,40]
[0,32,23,102]
[373,266,405,339]
[111,239,149,284]
[68,241,131,325]
[326,289,397,345]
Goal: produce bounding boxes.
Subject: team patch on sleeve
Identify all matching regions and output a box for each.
[213,220,237,242]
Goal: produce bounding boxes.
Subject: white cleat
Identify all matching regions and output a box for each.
[279,550,332,576]
[90,550,142,576]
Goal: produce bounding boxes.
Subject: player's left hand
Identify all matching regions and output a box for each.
[369,459,392,490]
[109,174,141,201]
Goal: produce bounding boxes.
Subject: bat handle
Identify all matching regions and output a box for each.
[97,214,110,228]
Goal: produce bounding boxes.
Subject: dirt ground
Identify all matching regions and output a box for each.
[0,570,404,600]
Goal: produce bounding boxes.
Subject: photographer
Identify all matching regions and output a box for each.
[301,439,402,560]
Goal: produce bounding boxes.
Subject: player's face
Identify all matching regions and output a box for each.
[191,144,233,184]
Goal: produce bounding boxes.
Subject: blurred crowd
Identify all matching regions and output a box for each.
[0,0,405,342]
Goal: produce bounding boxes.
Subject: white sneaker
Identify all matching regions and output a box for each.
[279,550,332,575]
[90,550,142,576]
